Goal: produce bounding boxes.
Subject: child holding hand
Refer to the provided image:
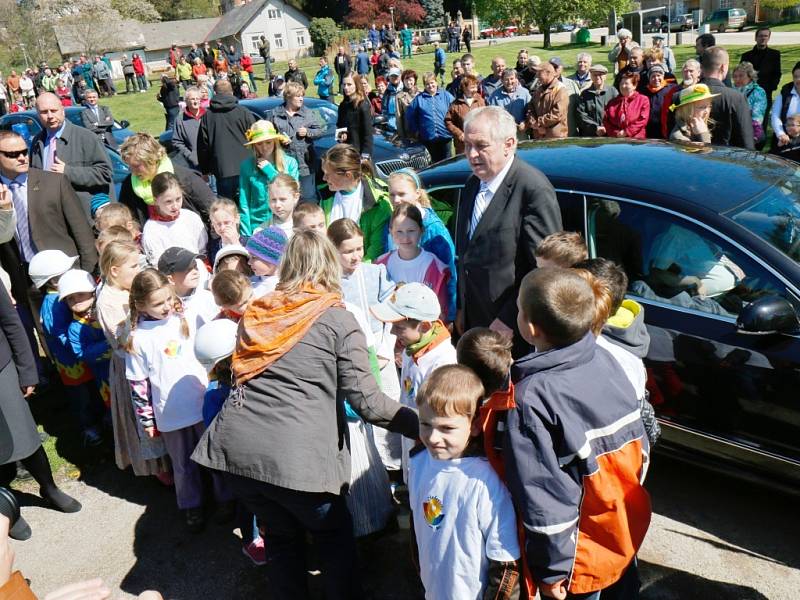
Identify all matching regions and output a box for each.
[409,364,520,600]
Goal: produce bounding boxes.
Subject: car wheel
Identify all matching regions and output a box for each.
[718,25,726,33]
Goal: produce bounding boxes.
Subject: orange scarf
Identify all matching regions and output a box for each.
[233,284,343,384]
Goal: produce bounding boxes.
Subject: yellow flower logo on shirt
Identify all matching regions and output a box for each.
[423,495,445,530]
[163,340,182,358]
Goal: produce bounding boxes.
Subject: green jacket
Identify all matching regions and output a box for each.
[238,154,299,236]
[321,177,392,262]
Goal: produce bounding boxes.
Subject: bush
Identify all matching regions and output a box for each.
[309,17,340,55]
[341,28,366,45]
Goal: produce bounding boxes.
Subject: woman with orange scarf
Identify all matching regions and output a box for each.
[192,231,418,599]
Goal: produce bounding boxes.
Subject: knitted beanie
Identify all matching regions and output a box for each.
[246,226,287,266]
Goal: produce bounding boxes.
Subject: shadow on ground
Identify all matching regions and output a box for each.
[640,560,770,599]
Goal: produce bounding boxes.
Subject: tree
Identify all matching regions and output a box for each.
[581,0,631,26]
[309,17,340,55]
[0,0,60,66]
[345,0,426,28]
[150,0,217,20]
[419,0,445,28]
[50,0,127,56]
[474,0,572,48]
[111,0,161,22]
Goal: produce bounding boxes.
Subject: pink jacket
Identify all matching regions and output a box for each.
[375,251,451,322]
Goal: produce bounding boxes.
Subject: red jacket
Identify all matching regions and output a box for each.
[132,56,145,76]
[603,91,650,139]
[240,55,253,73]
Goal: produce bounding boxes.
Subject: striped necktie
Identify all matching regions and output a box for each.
[468,182,491,239]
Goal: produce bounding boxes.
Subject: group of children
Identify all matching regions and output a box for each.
[26,126,655,597]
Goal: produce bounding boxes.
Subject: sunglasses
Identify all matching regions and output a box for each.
[0,149,28,159]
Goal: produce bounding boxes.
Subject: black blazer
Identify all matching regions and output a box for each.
[704,77,755,150]
[0,168,98,301]
[455,157,562,345]
[337,97,374,157]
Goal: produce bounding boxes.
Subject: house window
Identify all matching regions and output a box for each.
[268,8,282,18]
[295,30,306,46]
[718,0,732,8]
[250,35,263,54]
[274,33,284,48]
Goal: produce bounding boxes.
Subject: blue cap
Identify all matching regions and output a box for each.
[90,193,110,219]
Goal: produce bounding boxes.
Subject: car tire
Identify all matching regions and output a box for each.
[718,25,726,33]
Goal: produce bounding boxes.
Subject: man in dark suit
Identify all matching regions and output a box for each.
[30,92,113,216]
[701,47,755,150]
[333,46,351,96]
[741,27,781,132]
[454,105,562,354]
[79,88,118,150]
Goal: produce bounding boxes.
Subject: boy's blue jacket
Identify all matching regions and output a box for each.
[504,332,651,594]
[313,65,333,97]
[405,90,454,142]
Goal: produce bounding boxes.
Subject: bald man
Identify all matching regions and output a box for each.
[30,92,112,217]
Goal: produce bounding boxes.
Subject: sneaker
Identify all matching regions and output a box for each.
[82,428,102,447]
[185,507,205,534]
[242,536,267,566]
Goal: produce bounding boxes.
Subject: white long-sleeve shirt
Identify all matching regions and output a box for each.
[770,86,800,137]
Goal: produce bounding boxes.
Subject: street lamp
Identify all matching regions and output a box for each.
[389,6,395,30]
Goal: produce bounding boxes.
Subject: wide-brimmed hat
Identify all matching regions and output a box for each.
[669,83,719,112]
[244,120,290,146]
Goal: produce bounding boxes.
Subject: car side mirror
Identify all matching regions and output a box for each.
[119,120,130,128]
[736,296,800,335]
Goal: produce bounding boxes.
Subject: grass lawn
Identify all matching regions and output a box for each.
[104,40,800,137]
[763,22,800,32]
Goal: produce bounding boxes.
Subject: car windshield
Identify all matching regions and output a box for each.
[731,172,800,262]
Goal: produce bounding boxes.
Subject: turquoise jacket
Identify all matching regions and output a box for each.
[238,154,300,236]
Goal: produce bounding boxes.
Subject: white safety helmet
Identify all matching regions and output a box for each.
[57,269,96,300]
[28,250,78,289]
[194,319,239,372]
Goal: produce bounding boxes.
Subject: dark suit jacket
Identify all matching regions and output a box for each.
[741,46,781,94]
[704,77,755,150]
[80,104,114,134]
[0,168,98,303]
[455,157,562,347]
[30,120,113,215]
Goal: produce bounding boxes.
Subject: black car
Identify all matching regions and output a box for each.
[420,138,800,490]
[159,97,431,180]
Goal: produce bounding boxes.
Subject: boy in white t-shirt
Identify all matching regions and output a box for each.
[409,364,521,600]
[371,283,457,481]
[157,247,218,328]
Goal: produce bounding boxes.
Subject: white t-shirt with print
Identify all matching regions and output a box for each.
[141,209,208,266]
[409,451,520,600]
[384,250,436,287]
[182,287,219,328]
[125,315,207,432]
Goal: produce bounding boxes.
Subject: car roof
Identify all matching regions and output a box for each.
[241,96,334,113]
[419,138,795,214]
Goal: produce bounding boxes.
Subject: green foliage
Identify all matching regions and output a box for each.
[581,0,632,26]
[341,28,366,44]
[309,17,340,55]
[420,0,445,28]
[150,0,217,20]
[111,0,161,22]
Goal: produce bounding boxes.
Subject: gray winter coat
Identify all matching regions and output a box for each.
[191,306,418,495]
[576,85,619,136]
[271,104,324,177]
[172,109,203,170]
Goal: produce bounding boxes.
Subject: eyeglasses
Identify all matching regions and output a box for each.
[0,149,28,159]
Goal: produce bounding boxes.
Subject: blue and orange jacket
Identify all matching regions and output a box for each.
[68,315,112,407]
[505,331,651,594]
[40,291,93,386]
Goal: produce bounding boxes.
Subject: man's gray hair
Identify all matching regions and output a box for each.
[463,106,517,143]
[501,68,517,81]
[684,58,700,70]
[184,85,202,97]
[576,52,592,63]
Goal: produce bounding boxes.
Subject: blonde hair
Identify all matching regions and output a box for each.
[125,269,189,352]
[292,202,325,227]
[119,133,166,169]
[417,364,484,418]
[387,170,430,207]
[100,240,139,285]
[277,230,342,295]
[95,202,134,233]
[269,173,300,196]
[283,81,305,99]
[251,135,288,172]
[673,84,716,130]
[210,197,239,221]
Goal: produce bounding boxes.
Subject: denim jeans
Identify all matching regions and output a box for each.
[228,474,363,600]
[567,559,641,600]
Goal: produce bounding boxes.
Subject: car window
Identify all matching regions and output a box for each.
[0,116,40,146]
[730,180,800,263]
[427,187,460,235]
[586,196,787,318]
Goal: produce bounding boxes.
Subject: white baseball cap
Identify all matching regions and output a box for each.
[370,283,441,323]
[28,250,78,289]
[57,269,96,300]
[194,318,239,372]
[213,244,250,273]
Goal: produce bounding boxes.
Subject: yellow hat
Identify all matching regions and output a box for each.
[244,119,290,146]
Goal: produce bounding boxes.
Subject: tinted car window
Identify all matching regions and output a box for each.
[587,196,787,317]
[730,179,800,263]
[428,187,460,234]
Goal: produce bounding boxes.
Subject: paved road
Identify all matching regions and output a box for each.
[7,453,799,599]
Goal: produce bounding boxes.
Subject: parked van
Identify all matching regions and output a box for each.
[702,8,747,32]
